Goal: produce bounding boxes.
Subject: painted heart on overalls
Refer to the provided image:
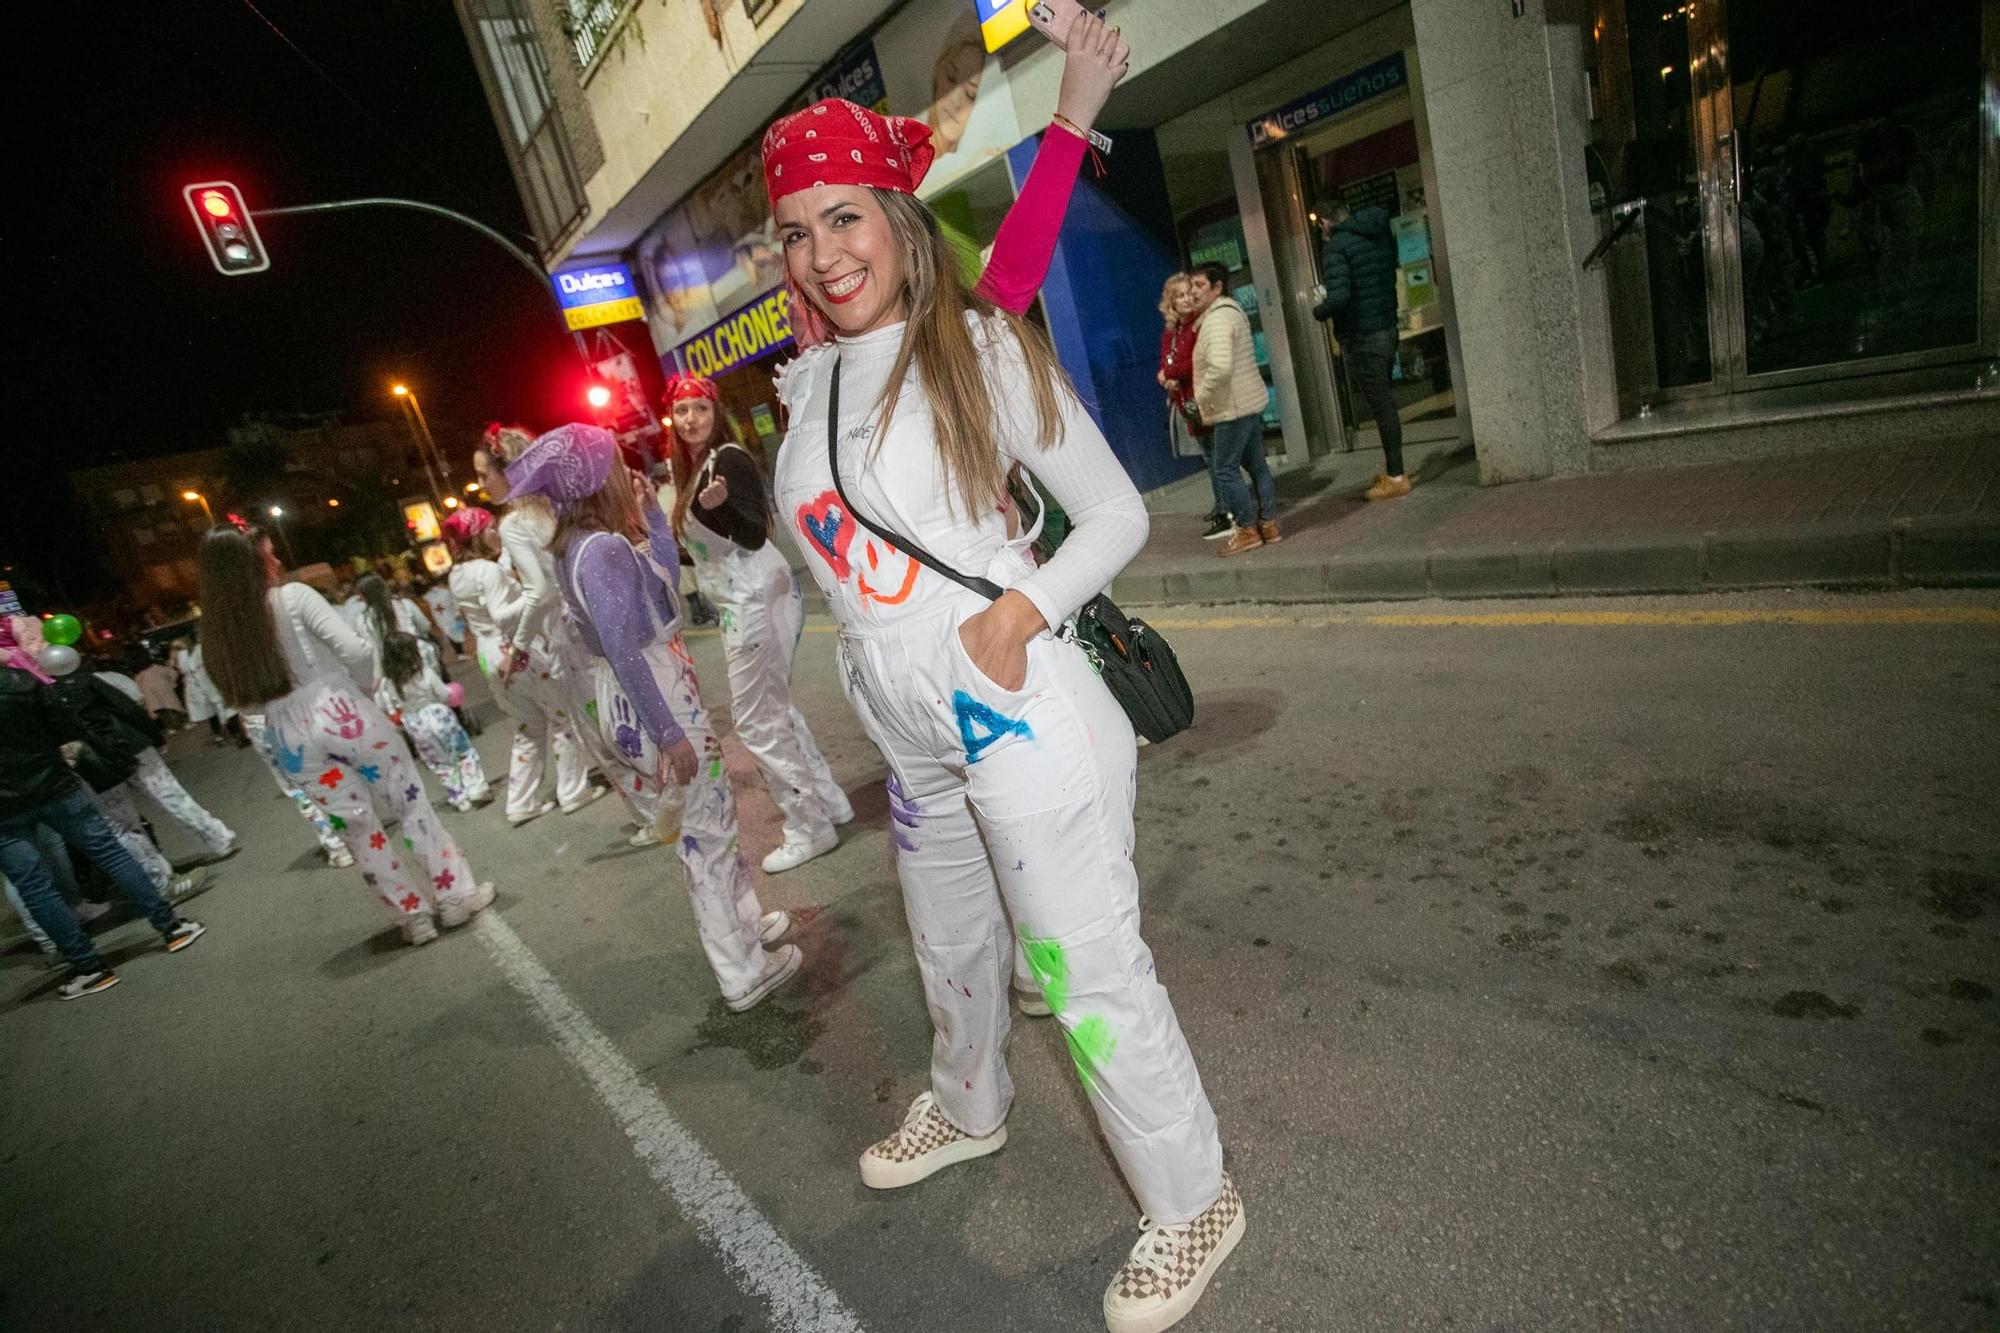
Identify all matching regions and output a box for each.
[795,490,853,581]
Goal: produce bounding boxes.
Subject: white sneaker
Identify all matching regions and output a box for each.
[400,914,439,947]
[327,846,356,869]
[507,799,558,828]
[1102,1174,1245,1333]
[560,785,609,815]
[761,829,838,874]
[759,910,791,944]
[859,1091,1007,1190]
[723,942,803,1013]
[1014,984,1053,1017]
[74,900,112,925]
[628,825,660,848]
[436,880,496,928]
[824,791,856,826]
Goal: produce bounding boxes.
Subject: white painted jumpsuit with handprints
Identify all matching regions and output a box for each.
[683,443,850,848]
[554,511,774,1001]
[451,545,594,819]
[771,318,1225,1226]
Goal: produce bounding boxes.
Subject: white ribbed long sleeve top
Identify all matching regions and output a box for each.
[772,314,1147,633]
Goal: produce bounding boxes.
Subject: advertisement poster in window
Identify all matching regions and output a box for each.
[873,0,1023,199]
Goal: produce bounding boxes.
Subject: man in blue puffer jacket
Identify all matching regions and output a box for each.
[1312,202,1409,500]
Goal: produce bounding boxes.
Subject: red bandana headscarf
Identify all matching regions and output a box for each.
[760,98,934,204]
[762,98,936,351]
[441,506,494,551]
[662,373,719,407]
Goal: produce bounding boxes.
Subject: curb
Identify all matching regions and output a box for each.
[1111,516,2000,606]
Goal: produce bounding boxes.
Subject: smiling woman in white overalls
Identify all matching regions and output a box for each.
[762,87,1243,1333]
[665,372,854,875]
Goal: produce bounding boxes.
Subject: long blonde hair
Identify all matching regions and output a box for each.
[1158,272,1189,326]
[866,188,1073,520]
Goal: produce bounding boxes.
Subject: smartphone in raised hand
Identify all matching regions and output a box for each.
[1026,0,1101,49]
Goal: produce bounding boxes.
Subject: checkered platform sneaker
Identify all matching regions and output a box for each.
[1103,1173,1245,1333]
[858,1091,1007,1190]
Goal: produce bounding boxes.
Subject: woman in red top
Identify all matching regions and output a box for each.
[1156,273,1228,539]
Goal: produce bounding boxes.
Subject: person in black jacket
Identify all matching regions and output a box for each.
[0,646,206,1000]
[1311,200,1410,500]
[54,663,210,899]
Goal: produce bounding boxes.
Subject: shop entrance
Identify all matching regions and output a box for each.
[1592,0,1995,406]
[1255,86,1462,462]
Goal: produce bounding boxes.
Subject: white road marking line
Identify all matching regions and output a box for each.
[474,912,864,1333]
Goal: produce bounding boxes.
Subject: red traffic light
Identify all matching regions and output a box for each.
[181,180,270,276]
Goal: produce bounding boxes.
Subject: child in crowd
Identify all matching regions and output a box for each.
[374,633,490,813]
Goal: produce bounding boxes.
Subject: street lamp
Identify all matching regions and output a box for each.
[265,505,297,564]
[390,381,448,507]
[182,490,214,525]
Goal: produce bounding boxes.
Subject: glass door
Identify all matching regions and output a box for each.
[1265,94,1461,456]
[1597,0,1994,403]
[1708,0,1990,385]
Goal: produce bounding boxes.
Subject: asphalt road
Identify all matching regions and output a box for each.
[3,589,1995,1332]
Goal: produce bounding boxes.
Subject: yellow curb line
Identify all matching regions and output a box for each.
[773,606,2000,634]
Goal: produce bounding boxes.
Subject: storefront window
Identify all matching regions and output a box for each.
[1592,0,1990,403]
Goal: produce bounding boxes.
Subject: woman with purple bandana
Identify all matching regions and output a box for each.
[505,423,803,1012]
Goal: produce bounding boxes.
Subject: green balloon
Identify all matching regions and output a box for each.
[42,614,83,647]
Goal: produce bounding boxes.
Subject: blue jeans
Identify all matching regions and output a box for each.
[3,823,82,952]
[0,784,178,972]
[1208,413,1275,526]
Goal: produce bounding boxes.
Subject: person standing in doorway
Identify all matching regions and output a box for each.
[1156,273,1227,540]
[1189,261,1278,556]
[1312,199,1408,500]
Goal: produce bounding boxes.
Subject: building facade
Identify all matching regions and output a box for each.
[69,416,431,623]
[457,0,1998,493]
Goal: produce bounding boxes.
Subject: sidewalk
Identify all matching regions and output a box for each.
[1113,431,2000,606]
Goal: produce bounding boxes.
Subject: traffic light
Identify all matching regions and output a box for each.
[181,181,270,275]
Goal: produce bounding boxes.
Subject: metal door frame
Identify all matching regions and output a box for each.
[1690,0,1999,395]
[1257,83,1465,456]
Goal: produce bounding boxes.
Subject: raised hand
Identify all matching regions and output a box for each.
[1054,10,1131,133]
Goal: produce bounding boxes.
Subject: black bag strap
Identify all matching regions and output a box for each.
[826,355,1006,602]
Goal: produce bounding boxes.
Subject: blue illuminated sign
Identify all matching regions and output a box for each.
[553,262,645,330]
[1247,53,1408,147]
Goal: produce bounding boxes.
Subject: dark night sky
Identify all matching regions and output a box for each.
[10,2,586,598]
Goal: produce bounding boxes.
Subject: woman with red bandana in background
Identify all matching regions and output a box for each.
[470,427,614,832]
[663,372,854,875]
[442,503,603,826]
[762,15,1243,1333]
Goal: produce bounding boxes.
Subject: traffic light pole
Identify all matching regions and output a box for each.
[249,195,596,382]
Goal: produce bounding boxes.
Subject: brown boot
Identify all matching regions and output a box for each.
[1258,520,1282,544]
[1217,526,1264,558]
[1365,474,1412,501]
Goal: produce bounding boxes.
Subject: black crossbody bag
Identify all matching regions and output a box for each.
[825,357,1194,744]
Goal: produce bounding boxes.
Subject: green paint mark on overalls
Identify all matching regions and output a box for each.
[1018,929,1070,1017]
[1064,1014,1118,1094]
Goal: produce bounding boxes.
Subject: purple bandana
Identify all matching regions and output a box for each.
[503,423,617,510]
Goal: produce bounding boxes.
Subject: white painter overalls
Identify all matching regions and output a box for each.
[683,445,848,847]
[450,554,592,818]
[558,530,770,1000]
[773,344,1223,1225]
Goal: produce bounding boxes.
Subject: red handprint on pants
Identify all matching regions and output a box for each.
[318,696,367,740]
